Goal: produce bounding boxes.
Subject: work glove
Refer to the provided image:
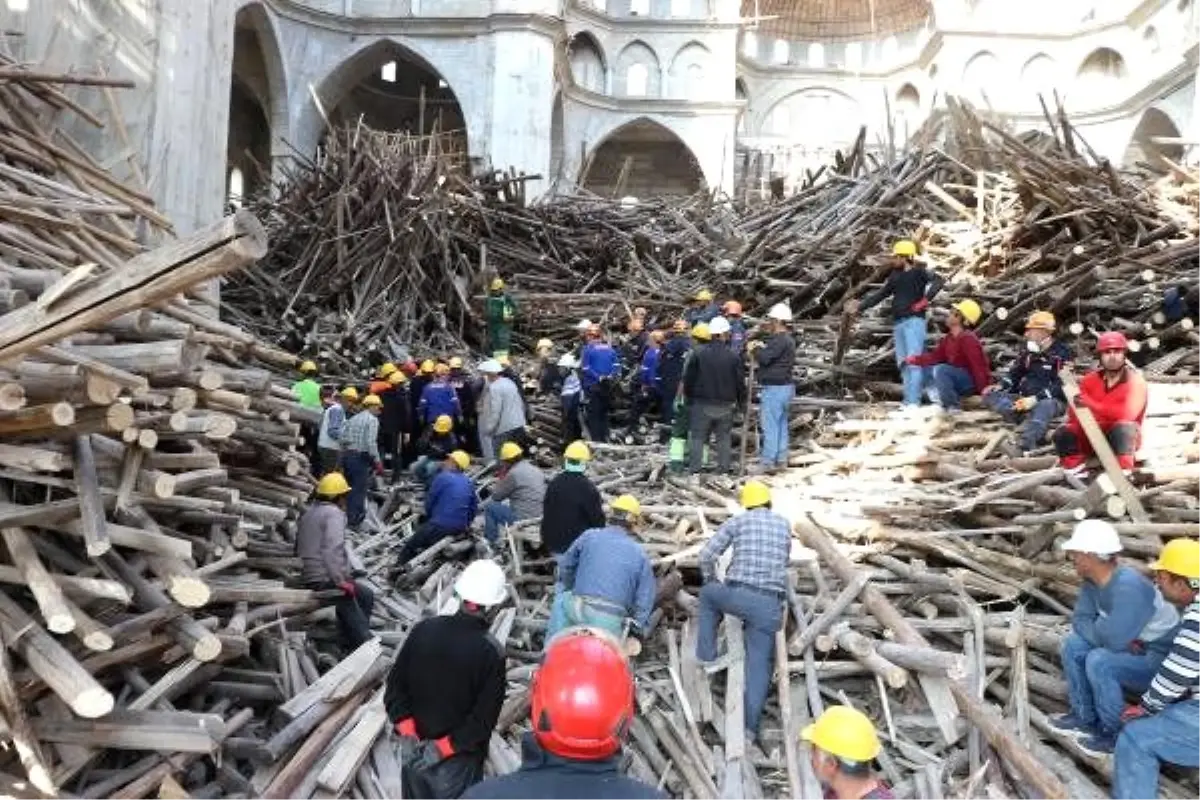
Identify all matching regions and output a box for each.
[747,340,765,352]
[394,717,418,738]
[903,355,920,365]
[433,736,455,759]
[910,297,930,313]
[1128,639,1146,655]
[339,580,357,598]
[1120,705,1148,724]
[1013,396,1037,413]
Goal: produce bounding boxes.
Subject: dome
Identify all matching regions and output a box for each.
[741,0,933,42]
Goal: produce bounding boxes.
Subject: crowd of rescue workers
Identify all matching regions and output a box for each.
[285,240,1199,799]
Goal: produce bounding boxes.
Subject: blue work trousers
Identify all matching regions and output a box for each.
[924,364,975,410]
[483,502,515,544]
[983,391,1063,452]
[893,316,928,406]
[342,451,373,528]
[758,384,793,467]
[1061,632,1164,735]
[1113,699,1200,799]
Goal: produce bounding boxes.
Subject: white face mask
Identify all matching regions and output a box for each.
[1026,339,1042,353]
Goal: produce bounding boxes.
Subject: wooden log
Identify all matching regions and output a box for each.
[0,628,55,795]
[72,435,111,556]
[261,692,363,799]
[0,443,68,472]
[0,401,74,434]
[1,526,74,633]
[33,709,226,753]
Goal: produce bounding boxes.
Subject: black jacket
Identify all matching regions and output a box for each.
[682,342,745,406]
[463,735,665,799]
[381,385,411,435]
[384,612,506,755]
[859,265,944,321]
[754,333,795,386]
[1000,339,1073,401]
[540,471,605,555]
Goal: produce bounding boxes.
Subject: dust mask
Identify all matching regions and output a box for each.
[1026,339,1042,353]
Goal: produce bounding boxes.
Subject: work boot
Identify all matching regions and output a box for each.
[1048,713,1094,738]
[1078,730,1116,757]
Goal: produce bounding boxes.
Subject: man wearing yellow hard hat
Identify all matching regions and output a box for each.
[484,277,517,359]
[846,240,944,413]
[802,706,891,799]
[293,360,324,475]
[410,415,461,488]
[480,441,545,546]
[317,387,358,472]
[296,472,375,650]
[397,450,479,566]
[903,298,991,413]
[339,393,385,528]
[684,288,719,327]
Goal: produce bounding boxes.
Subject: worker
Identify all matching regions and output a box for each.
[579,323,621,444]
[317,387,356,473]
[557,354,584,445]
[481,442,546,546]
[386,559,508,799]
[398,451,478,565]
[540,441,605,557]
[462,628,664,799]
[981,310,1072,455]
[295,472,375,651]
[684,289,719,326]
[1114,538,1200,799]
[682,316,744,475]
[412,415,461,488]
[369,362,397,397]
[620,316,648,374]
[627,330,663,431]
[484,277,518,358]
[535,339,561,396]
[846,240,945,413]
[401,358,420,379]
[497,355,530,428]
[696,481,790,740]
[722,301,748,356]
[448,356,479,457]
[668,323,708,474]
[1053,332,1148,475]
[906,299,991,413]
[748,302,796,474]
[420,363,463,432]
[572,319,593,359]
[478,359,527,463]
[803,706,892,799]
[1052,519,1180,755]
[339,393,385,528]
[658,319,691,427]
[292,360,322,409]
[379,369,411,479]
[546,495,655,643]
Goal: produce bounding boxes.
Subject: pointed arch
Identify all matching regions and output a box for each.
[962,50,1001,106]
[568,31,607,93]
[228,2,289,205]
[1123,108,1184,170]
[669,41,710,100]
[581,117,706,198]
[616,41,662,97]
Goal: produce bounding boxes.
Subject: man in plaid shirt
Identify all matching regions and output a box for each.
[696,480,790,742]
[340,394,384,528]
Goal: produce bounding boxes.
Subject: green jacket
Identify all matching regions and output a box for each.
[485,293,517,327]
[292,378,321,409]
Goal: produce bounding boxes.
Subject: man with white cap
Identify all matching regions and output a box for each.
[478,358,527,463]
[1053,519,1180,755]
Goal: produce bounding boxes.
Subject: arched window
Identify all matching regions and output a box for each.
[227,167,245,209]
[773,39,790,65]
[808,43,825,68]
[685,63,704,99]
[627,63,649,97]
[881,36,899,63]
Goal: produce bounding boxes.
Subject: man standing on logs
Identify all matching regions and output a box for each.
[481,442,545,546]
[478,359,527,463]
[1053,332,1148,476]
[803,706,893,799]
[627,329,663,433]
[722,301,747,356]
[981,311,1071,455]
[420,363,463,434]
[695,480,790,743]
[1053,520,1180,756]
[463,628,663,799]
[295,472,375,651]
[557,353,584,444]
[293,360,323,473]
[449,356,479,456]
[485,277,517,359]
[658,319,691,428]
[579,323,621,444]
[398,450,478,565]
[682,316,744,476]
[685,288,719,326]
[535,339,561,396]
[380,369,411,480]
[387,559,508,799]
[317,387,356,474]
[540,441,605,557]
[846,240,944,414]
[339,393,385,529]
[905,299,990,414]
[1114,538,1200,799]
[748,303,796,474]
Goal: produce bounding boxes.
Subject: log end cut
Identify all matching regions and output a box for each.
[72,686,115,719]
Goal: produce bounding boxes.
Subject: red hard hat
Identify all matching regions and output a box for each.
[1097,331,1129,352]
[400,359,419,376]
[531,629,634,760]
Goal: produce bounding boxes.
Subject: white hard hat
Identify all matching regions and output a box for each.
[708,316,731,336]
[575,319,593,331]
[477,359,503,374]
[1061,519,1122,556]
[454,559,508,607]
[557,353,579,368]
[767,303,793,322]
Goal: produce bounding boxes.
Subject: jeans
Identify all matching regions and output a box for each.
[696,582,784,735]
[483,502,515,544]
[342,451,373,527]
[546,589,626,644]
[561,392,583,443]
[983,391,1063,452]
[924,364,975,410]
[1060,633,1164,735]
[585,382,612,443]
[758,384,793,467]
[893,316,928,406]
[1113,698,1200,799]
[411,456,439,488]
[689,401,733,473]
[398,520,462,565]
[1055,421,1141,470]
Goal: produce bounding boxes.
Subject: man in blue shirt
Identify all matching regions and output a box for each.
[419,363,462,431]
[398,450,478,565]
[579,324,621,444]
[626,330,663,433]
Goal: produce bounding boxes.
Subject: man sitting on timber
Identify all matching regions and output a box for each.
[981,310,1072,455]
[696,481,791,743]
[1053,520,1180,755]
[803,706,893,799]
[481,442,546,546]
[339,393,385,528]
[905,299,990,413]
[540,441,605,557]
[387,559,508,799]
[397,451,478,565]
[1053,332,1148,476]
[1114,538,1200,798]
[295,472,375,650]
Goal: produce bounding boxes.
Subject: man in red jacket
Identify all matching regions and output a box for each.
[905,299,991,413]
[1053,332,1147,473]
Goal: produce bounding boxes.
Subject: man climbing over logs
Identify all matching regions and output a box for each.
[658,319,691,428]
[580,323,620,444]
[696,480,790,744]
[412,415,461,488]
[683,316,744,477]
[748,302,796,474]
[463,628,664,799]
[846,239,944,414]
[905,299,990,414]
[684,288,719,326]
[980,310,1072,455]
[478,359,527,463]
[296,472,375,651]
[481,441,546,546]
[1053,332,1148,476]
[398,450,478,565]
[1053,520,1181,756]
[293,359,323,473]
[803,706,893,799]
[387,559,508,799]
[540,441,605,557]
[1114,538,1200,799]
[339,393,385,529]
[484,277,517,359]
[380,368,411,480]
[546,495,655,645]
[317,386,356,473]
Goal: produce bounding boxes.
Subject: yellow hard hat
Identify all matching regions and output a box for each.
[361,394,383,408]
[691,323,711,341]
[378,362,397,378]
[433,414,454,434]
[801,705,881,763]
[1149,538,1200,581]
[740,481,771,509]
[564,440,591,462]
[448,450,471,470]
[388,370,407,385]
[340,387,359,401]
[952,299,983,326]
[610,494,641,517]
[299,360,318,374]
[316,472,351,497]
[892,239,917,257]
[419,359,436,374]
[435,362,450,376]
[694,289,713,302]
[449,356,464,369]
[499,441,523,461]
[536,338,554,352]
[1026,310,1057,332]
[490,277,505,291]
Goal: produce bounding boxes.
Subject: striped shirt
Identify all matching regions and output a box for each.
[339,410,380,462]
[699,508,791,595]
[1142,600,1199,712]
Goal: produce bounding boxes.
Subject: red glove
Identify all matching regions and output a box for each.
[904,355,920,365]
[434,736,455,759]
[394,717,417,738]
[339,580,357,597]
[1121,705,1148,724]
[910,297,930,313]
[1129,639,1146,655]
[374,461,385,476]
